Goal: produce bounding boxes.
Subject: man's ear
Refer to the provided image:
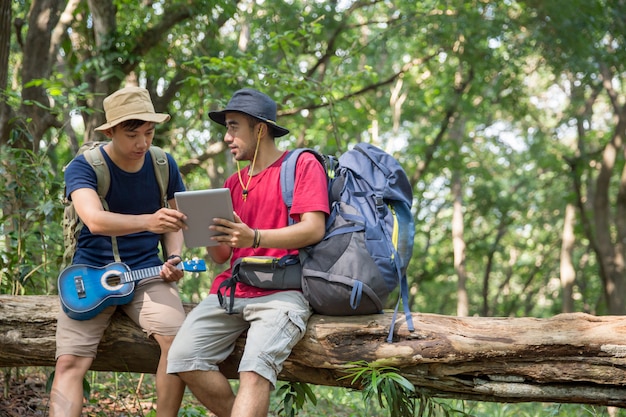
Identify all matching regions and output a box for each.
[102,127,114,138]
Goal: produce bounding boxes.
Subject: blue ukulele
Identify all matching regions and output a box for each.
[58,259,206,320]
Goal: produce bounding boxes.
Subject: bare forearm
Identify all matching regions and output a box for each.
[254,221,324,249]
[79,207,185,237]
[162,230,185,258]
[82,211,153,236]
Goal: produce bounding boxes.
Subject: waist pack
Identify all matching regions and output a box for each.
[217,255,301,313]
[280,143,415,342]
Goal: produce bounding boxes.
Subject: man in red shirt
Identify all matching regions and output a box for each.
[167,88,329,417]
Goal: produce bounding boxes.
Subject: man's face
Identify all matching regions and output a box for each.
[224,112,259,161]
[107,121,156,161]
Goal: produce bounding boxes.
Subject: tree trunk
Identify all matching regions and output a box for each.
[0,0,11,144]
[594,65,626,315]
[2,295,626,407]
[560,203,576,313]
[451,116,468,317]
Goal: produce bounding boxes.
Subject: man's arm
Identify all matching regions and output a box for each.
[209,210,326,250]
[250,211,325,249]
[162,197,185,258]
[71,188,186,237]
[207,243,232,265]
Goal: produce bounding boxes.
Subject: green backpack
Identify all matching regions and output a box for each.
[61,141,170,267]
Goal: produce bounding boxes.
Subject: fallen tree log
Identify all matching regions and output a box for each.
[1,295,626,407]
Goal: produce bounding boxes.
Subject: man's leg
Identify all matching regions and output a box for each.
[52,304,113,417]
[153,334,185,417]
[232,371,271,417]
[233,291,312,416]
[179,370,235,417]
[126,282,188,415]
[49,355,92,417]
[167,294,249,415]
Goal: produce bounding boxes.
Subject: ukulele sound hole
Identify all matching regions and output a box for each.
[101,270,124,291]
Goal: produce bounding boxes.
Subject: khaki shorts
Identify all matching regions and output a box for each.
[166,292,312,387]
[56,280,186,359]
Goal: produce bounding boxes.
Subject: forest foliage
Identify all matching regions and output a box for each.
[2,0,626,323]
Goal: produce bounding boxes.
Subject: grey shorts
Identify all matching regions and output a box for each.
[56,280,186,359]
[166,291,312,386]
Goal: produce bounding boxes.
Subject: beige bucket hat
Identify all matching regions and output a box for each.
[95,86,170,131]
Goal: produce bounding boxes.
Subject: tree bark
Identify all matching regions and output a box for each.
[0,0,11,144]
[18,0,64,151]
[560,203,576,313]
[451,116,468,317]
[2,295,626,407]
[593,64,626,315]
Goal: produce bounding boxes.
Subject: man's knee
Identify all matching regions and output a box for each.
[176,369,204,386]
[54,354,92,376]
[239,371,271,388]
[153,333,176,350]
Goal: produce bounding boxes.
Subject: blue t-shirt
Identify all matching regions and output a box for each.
[64,147,186,269]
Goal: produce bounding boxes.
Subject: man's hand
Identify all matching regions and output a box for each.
[148,207,187,234]
[160,255,184,282]
[209,212,254,249]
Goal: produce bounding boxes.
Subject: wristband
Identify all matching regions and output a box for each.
[167,254,182,261]
[252,229,261,249]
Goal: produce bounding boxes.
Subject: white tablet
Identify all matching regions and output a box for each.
[174,188,234,248]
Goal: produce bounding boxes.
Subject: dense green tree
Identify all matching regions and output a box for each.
[2,3,626,412]
[1,0,623,311]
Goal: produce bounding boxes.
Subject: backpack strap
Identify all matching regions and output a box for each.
[148,146,170,208]
[280,148,331,226]
[280,148,308,221]
[387,272,415,343]
[83,146,121,263]
[147,146,170,260]
[217,278,237,314]
[83,146,110,200]
[386,201,416,342]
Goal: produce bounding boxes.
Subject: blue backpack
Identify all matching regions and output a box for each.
[281,143,415,342]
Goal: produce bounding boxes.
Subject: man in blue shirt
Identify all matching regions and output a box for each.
[50,87,188,417]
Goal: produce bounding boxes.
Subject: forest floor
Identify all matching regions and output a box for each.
[0,369,48,417]
[0,368,211,417]
[0,366,338,417]
[3,368,626,417]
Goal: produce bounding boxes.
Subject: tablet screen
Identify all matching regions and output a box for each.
[175,188,234,248]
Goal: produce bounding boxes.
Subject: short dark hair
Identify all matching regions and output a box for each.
[115,119,155,131]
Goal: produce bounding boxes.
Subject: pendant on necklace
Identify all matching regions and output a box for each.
[242,189,248,201]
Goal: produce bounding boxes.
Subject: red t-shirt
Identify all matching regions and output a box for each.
[209,151,330,297]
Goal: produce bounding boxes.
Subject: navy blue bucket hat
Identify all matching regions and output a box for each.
[209,88,290,137]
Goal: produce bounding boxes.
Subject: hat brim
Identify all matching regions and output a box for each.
[95,113,170,131]
[209,110,289,137]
